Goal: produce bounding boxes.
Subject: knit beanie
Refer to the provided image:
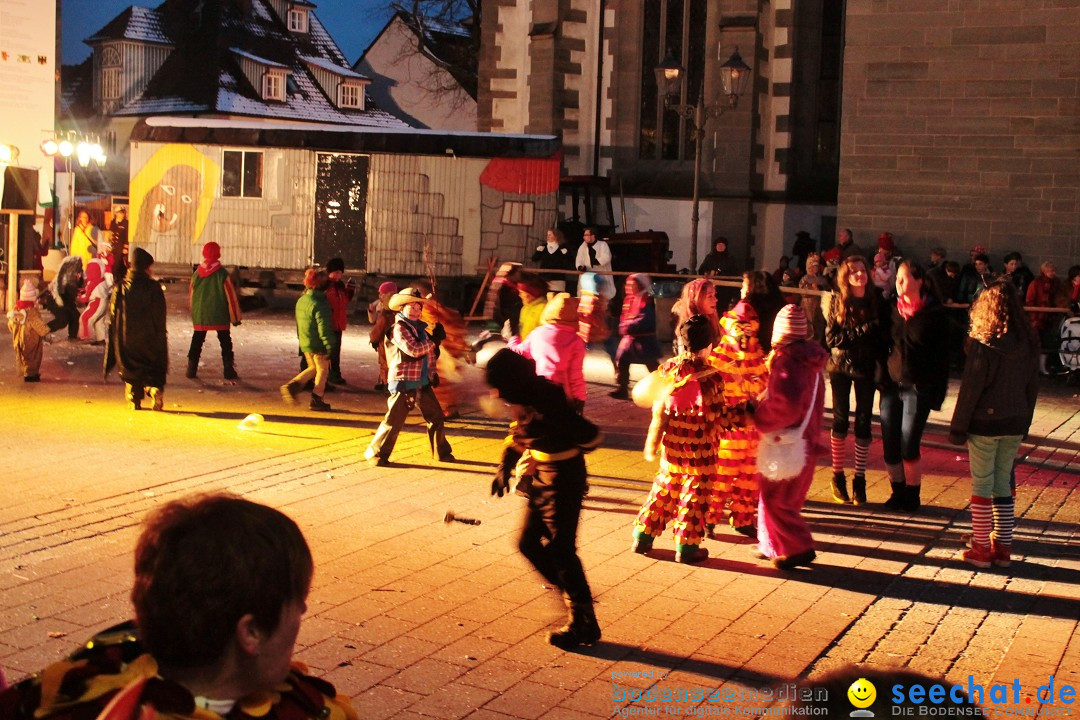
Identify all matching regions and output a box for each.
[677,314,716,354]
[327,257,345,274]
[771,304,809,347]
[378,281,398,295]
[202,242,221,262]
[133,248,154,272]
[19,280,39,303]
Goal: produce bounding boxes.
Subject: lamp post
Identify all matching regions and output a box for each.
[654,47,750,271]
[39,131,106,250]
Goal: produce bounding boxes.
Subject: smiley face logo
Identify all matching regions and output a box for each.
[848,678,877,708]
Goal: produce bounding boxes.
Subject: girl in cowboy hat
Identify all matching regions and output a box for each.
[364,287,453,466]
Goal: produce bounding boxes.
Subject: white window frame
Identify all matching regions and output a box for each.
[221,149,264,199]
[338,83,363,109]
[262,71,286,101]
[287,8,308,32]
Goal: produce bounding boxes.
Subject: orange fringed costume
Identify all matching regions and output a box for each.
[420,298,469,418]
[633,354,731,553]
[706,300,768,533]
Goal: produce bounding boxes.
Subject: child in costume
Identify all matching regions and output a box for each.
[632,315,729,564]
[611,273,662,399]
[517,272,549,340]
[752,305,828,570]
[486,348,603,649]
[7,280,51,382]
[364,288,453,466]
[186,242,241,380]
[509,293,587,412]
[77,249,111,344]
[413,279,469,419]
[706,300,768,538]
[368,281,398,394]
[324,257,356,385]
[280,268,336,411]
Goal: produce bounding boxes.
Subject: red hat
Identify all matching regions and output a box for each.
[877,232,895,252]
[202,242,221,261]
[971,244,987,255]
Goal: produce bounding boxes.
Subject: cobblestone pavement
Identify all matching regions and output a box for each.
[1,288,1077,718]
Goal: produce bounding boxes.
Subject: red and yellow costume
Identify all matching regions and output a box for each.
[420,298,469,418]
[634,355,731,552]
[706,301,768,532]
[0,623,357,720]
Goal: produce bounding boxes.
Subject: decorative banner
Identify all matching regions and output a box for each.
[130,144,220,261]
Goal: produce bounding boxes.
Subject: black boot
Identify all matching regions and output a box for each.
[901,484,921,513]
[548,605,601,650]
[222,351,238,380]
[831,472,852,504]
[280,382,301,405]
[185,358,198,379]
[852,475,867,505]
[309,394,332,411]
[884,482,906,510]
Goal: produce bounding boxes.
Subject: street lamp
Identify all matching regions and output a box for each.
[655,46,751,270]
[39,131,107,249]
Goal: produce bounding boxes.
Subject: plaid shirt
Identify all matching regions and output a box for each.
[386,314,436,387]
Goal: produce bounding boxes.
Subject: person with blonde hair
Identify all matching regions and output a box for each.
[949,281,1039,569]
[824,255,889,504]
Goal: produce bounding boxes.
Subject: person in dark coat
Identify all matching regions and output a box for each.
[879,261,950,512]
[698,236,737,276]
[44,255,83,339]
[610,273,662,399]
[532,228,575,293]
[791,231,816,274]
[105,248,168,410]
[740,270,787,353]
[486,348,603,650]
[949,281,1039,570]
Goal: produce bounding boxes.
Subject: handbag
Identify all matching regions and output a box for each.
[757,376,821,482]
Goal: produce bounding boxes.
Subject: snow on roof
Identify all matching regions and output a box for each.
[300,55,367,80]
[144,115,557,142]
[86,6,173,46]
[230,47,290,69]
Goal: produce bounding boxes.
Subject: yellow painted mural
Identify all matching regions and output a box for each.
[130,144,219,263]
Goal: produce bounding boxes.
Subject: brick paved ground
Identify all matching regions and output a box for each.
[1,287,1077,717]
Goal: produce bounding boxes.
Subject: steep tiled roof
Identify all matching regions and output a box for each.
[86,6,173,46]
[77,0,408,128]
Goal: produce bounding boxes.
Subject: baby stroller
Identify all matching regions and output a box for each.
[1060,313,1080,385]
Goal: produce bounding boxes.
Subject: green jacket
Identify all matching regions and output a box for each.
[296,289,337,355]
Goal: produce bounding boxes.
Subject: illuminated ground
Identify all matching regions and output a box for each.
[0,288,1077,717]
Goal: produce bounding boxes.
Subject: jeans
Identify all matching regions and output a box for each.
[879,385,934,464]
[829,373,876,440]
[367,385,451,461]
[967,434,1023,499]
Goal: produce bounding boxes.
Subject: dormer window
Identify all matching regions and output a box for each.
[287,8,308,33]
[263,71,286,101]
[338,83,363,109]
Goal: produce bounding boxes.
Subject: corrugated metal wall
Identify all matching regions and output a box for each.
[129,142,315,269]
[366,154,486,276]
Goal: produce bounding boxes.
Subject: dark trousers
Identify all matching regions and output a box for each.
[519,454,593,609]
[367,385,451,460]
[330,330,343,379]
[45,289,79,338]
[188,329,234,364]
[829,372,877,440]
[616,358,659,390]
[880,385,934,464]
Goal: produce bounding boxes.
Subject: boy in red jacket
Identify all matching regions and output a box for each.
[325,257,355,385]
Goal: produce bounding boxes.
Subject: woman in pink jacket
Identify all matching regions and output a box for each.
[752,304,828,570]
[508,293,587,411]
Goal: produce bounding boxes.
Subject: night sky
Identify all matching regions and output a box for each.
[60,0,395,66]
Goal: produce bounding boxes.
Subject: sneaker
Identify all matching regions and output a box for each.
[962,543,993,569]
[364,447,388,467]
[675,546,709,564]
[609,387,629,400]
[327,376,347,386]
[991,540,1012,568]
[148,388,164,412]
[773,549,816,570]
[309,396,332,412]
